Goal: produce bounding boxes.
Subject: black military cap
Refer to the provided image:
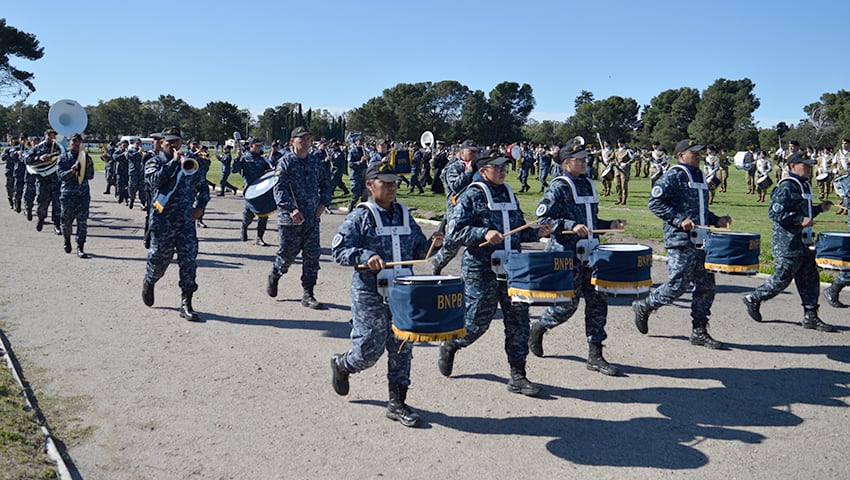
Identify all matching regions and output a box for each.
[150,132,163,140]
[674,139,704,155]
[365,161,399,182]
[460,139,478,150]
[559,142,589,161]
[250,137,263,145]
[69,133,83,141]
[475,149,509,170]
[44,128,57,136]
[291,126,311,139]
[161,127,182,141]
[786,152,815,165]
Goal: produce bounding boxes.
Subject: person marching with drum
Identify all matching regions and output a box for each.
[742,152,837,331]
[704,146,721,204]
[599,141,614,196]
[265,127,332,310]
[233,138,273,245]
[431,139,479,275]
[330,161,443,428]
[142,127,210,322]
[26,130,61,233]
[613,139,634,205]
[21,133,45,222]
[529,141,626,376]
[632,139,732,349]
[216,144,239,196]
[755,150,773,203]
[57,133,95,258]
[437,150,552,396]
[823,182,850,308]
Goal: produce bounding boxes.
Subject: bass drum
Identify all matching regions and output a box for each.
[244,170,278,217]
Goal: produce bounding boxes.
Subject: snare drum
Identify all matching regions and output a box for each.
[815,172,831,182]
[733,151,753,170]
[704,232,760,274]
[244,170,278,217]
[815,232,850,271]
[706,174,721,190]
[590,244,653,295]
[389,275,466,342]
[756,175,773,191]
[833,174,850,198]
[506,251,575,305]
[600,164,614,181]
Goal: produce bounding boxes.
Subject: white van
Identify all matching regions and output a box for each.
[120,135,155,152]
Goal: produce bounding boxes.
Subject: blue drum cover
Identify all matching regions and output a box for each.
[704,232,760,274]
[815,232,850,271]
[245,171,278,217]
[506,251,575,304]
[391,149,412,175]
[590,244,653,294]
[389,276,466,342]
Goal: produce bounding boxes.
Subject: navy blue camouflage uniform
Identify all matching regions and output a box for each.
[444,181,540,363]
[536,173,616,343]
[518,147,534,190]
[537,152,552,189]
[749,174,828,311]
[409,148,425,193]
[57,148,95,245]
[144,150,210,292]
[25,141,60,224]
[645,164,722,325]
[332,200,431,385]
[347,145,368,209]
[329,147,349,196]
[431,156,475,274]
[3,145,20,207]
[127,148,146,208]
[232,150,272,239]
[269,150,333,289]
[827,194,850,294]
[113,146,130,203]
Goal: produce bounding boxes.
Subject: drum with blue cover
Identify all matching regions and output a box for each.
[590,244,653,295]
[815,232,850,271]
[244,170,278,217]
[389,275,466,342]
[506,251,575,305]
[704,232,760,274]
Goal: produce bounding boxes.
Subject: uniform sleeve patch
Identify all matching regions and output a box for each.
[535,204,548,217]
[446,219,457,236]
[771,203,783,214]
[331,233,344,249]
[651,186,663,198]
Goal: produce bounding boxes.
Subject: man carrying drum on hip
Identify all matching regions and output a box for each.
[530,140,627,376]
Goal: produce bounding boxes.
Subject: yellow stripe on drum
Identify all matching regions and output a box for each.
[815,258,850,270]
[590,278,653,290]
[704,262,760,273]
[391,326,467,343]
[507,288,576,302]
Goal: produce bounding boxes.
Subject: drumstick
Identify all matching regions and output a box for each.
[425,237,437,259]
[560,228,624,235]
[356,259,429,269]
[477,221,538,247]
[694,225,730,231]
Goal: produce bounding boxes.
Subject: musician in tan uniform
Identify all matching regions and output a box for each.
[613,139,633,205]
[599,141,614,196]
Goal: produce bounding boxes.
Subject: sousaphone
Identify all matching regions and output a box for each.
[46,99,89,182]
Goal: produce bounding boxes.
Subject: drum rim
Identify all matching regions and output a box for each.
[394,275,462,283]
[709,232,759,237]
[594,243,652,252]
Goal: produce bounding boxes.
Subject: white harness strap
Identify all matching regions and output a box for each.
[672,165,709,246]
[470,181,518,253]
[779,176,815,245]
[359,201,413,297]
[554,175,599,262]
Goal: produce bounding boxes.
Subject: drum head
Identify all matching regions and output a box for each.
[595,244,650,253]
[395,275,461,285]
[245,170,277,200]
[816,173,830,181]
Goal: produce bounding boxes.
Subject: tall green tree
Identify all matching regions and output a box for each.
[199,101,244,143]
[688,78,760,150]
[569,95,640,145]
[0,19,44,99]
[487,82,535,144]
[638,87,700,150]
[460,90,492,144]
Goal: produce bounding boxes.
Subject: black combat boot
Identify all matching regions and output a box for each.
[179,290,201,322]
[587,343,621,376]
[742,294,762,321]
[255,236,268,247]
[507,360,541,397]
[330,354,350,396]
[216,185,225,197]
[438,341,458,377]
[801,308,837,332]
[7,196,12,209]
[528,321,547,357]
[823,284,847,308]
[142,281,154,307]
[690,320,724,349]
[386,383,421,428]
[36,216,44,231]
[13,198,21,213]
[53,225,61,235]
[301,287,323,309]
[76,243,90,259]
[25,208,32,221]
[632,298,653,334]
[63,235,72,254]
[129,198,134,210]
[266,272,280,297]
[240,225,248,242]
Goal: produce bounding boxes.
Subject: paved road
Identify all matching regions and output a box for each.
[1,175,848,479]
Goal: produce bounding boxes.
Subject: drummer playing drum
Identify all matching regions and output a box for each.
[530,140,627,376]
[330,161,443,428]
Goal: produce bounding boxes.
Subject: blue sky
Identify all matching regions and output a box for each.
[4,0,849,129]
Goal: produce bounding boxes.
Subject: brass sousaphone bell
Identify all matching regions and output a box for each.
[47,99,89,182]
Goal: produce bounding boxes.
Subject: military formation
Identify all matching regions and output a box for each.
[4,128,849,430]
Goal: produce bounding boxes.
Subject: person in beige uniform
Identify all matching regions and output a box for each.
[613,139,634,205]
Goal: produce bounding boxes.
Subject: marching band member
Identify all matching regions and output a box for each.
[743,152,836,331]
[704,146,721,204]
[613,139,634,205]
[233,138,272,245]
[529,141,626,376]
[431,139,478,275]
[633,139,732,349]
[599,141,614,196]
[57,133,95,258]
[437,150,552,397]
[330,161,443,428]
[265,127,332,310]
[127,139,146,210]
[346,133,369,211]
[27,130,61,233]
[21,134,42,221]
[215,144,239,196]
[3,135,23,210]
[823,182,850,308]
[755,151,773,203]
[142,127,209,322]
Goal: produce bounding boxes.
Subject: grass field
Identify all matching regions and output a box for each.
[87,148,849,277]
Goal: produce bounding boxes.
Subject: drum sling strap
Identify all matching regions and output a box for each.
[553,175,599,263]
[358,201,413,299]
[470,181,519,278]
[778,177,815,246]
[672,164,709,247]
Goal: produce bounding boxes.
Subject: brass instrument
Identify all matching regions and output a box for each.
[76,143,87,184]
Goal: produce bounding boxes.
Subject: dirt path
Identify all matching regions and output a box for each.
[1,175,849,480]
